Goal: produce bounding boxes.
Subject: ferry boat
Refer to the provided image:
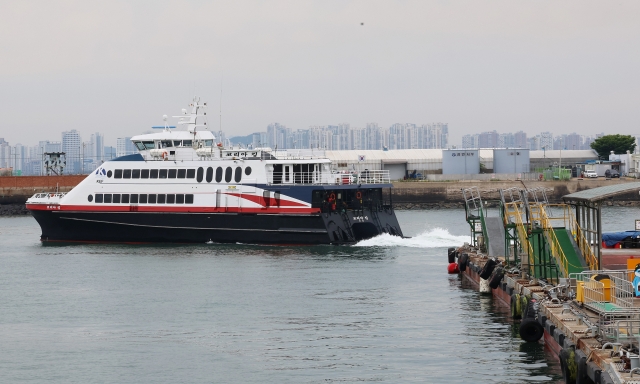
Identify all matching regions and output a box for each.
[26,98,404,245]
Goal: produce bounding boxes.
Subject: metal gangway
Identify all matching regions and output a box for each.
[499,187,596,280]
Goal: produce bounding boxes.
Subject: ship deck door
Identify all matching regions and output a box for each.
[283,165,292,184]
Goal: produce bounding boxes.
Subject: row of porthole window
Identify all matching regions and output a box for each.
[104,167,252,182]
[110,169,196,179]
[197,166,251,183]
[89,193,194,204]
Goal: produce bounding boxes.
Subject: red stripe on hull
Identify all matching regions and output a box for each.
[26,204,319,214]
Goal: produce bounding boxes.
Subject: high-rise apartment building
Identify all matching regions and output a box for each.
[62,129,81,174]
[477,131,499,148]
[116,137,136,157]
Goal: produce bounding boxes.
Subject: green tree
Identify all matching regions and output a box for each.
[590,134,636,158]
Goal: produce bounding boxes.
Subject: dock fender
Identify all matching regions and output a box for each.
[586,361,601,384]
[538,315,547,327]
[448,248,456,263]
[479,259,497,280]
[511,294,522,319]
[574,349,588,384]
[488,268,504,289]
[545,320,555,336]
[523,298,536,319]
[519,318,544,342]
[560,346,577,384]
[599,371,614,384]
[564,339,576,350]
[458,253,468,272]
[553,328,565,347]
[520,296,530,318]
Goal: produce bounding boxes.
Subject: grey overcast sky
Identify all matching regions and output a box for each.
[1,0,639,147]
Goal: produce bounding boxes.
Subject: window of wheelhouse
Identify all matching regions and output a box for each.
[134,142,145,151]
[142,141,154,150]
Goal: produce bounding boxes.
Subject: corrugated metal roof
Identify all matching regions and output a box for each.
[563,182,640,203]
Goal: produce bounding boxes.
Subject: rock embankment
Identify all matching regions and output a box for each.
[0,204,30,216]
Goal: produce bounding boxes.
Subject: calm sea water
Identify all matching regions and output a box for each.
[8,206,637,383]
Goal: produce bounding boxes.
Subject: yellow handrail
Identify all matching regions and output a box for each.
[503,201,535,272]
[544,204,598,270]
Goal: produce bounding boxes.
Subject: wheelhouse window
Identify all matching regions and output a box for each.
[183,140,192,147]
[134,142,145,151]
[142,141,154,150]
[173,140,182,147]
[160,140,173,148]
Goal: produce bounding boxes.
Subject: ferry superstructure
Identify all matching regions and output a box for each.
[26,98,403,245]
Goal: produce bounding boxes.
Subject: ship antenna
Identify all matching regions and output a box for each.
[219,75,223,145]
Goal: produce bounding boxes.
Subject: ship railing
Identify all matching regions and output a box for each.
[268,170,390,185]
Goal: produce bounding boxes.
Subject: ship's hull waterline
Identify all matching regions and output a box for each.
[31,208,402,245]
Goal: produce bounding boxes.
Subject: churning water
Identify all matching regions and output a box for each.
[0,209,568,383]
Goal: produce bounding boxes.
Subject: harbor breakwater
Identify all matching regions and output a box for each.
[1,176,640,216]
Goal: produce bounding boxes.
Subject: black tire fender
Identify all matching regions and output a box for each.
[488,269,503,289]
[479,259,497,280]
[510,294,522,319]
[519,318,544,342]
[575,354,588,384]
[448,247,456,263]
[458,253,468,272]
[560,347,577,384]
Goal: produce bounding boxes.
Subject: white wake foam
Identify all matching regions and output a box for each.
[353,228,469,248]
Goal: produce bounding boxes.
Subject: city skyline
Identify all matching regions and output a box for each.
[1,123,638,176]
